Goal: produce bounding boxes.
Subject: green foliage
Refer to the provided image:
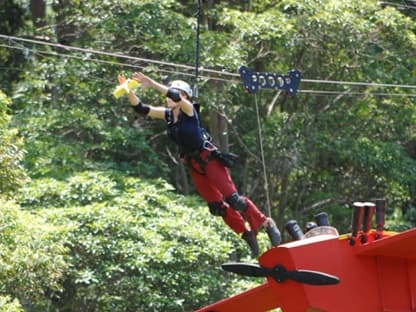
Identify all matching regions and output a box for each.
[18,170,121,208]
[0,295,24,312]
[0,0,27,91]
[0,198,69,311]
[0,0,25,34]
[16,173,254,311]
[11,58,167,179]
[6,170,266,311]
[0,91,27,195]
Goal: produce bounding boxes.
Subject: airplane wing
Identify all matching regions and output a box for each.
[355,228,416,259]
[194,282,279,312]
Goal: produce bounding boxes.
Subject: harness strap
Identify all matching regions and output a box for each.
[185,141,217,175]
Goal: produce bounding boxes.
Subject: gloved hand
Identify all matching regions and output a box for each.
[212,150,239,168]
[118,74,126,84]
[113,74,139,99]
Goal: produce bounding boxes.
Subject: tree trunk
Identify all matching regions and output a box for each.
[30,0,46,28]
[52,0,76,44]
[277,172,289,231]
[209,111,229,151]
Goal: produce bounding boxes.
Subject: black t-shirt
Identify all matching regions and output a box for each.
[165,107,204,154]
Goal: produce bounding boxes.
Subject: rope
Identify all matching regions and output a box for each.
[194,0,201,99]
[254,94,272,218]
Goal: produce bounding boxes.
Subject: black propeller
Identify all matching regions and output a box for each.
[222,263,340,286]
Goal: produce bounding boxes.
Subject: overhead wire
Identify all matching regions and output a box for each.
[0,42,210,82]
[5,39,414,94]
[0,40,237,84]
[381,1,416,10]
[1,34,416,97]
[299,89,416,97]
[2,41,415,98]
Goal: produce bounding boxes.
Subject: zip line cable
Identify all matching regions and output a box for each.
[299,89,416,97]
[301,78,416,89]
[0,34,210,76]
[2,41,416,98]
[1,36,416,98]
[0,39,234,84]
[0,43,200,81]
[3,40,416,98]
[1,34,416,92]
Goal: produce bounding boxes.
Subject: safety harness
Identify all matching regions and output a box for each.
[184,138,239,175]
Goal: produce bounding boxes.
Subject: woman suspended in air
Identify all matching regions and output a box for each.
[118,72,281,256]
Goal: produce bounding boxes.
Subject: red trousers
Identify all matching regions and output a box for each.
[186,150,266,234]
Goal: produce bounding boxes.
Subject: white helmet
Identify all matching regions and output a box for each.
[169,80,193,98]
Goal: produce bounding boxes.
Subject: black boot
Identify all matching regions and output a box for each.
[242,230,259,256]
[264,218,281,247]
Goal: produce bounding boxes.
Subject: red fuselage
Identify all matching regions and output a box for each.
[197,228,416,312]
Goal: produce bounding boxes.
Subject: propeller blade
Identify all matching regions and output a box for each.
[281,267,340,285]
[221,263,271,278]
[222,263,340,286]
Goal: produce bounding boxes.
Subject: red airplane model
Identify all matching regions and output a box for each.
[196,199,416,312]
